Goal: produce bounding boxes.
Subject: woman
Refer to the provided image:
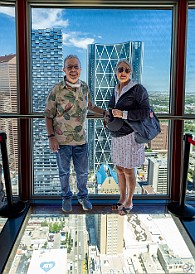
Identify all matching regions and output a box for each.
[106,59,150,215]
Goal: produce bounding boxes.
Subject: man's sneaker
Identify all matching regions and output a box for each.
[62,198,72,212]
[78,198,92,211]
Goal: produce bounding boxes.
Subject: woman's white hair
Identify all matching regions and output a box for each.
[115,59,132,72]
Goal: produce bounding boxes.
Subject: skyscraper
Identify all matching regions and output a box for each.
[94,214,124,255]
[147,158,168,194]
[87,41,144,172]
[32,28,63,195]
[0,54,18,194]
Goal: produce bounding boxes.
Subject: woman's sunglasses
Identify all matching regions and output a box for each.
[117,67,131,73]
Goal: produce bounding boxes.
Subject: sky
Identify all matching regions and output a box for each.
[0,6,194,93]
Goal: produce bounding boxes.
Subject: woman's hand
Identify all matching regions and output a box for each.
[112,109,123,118]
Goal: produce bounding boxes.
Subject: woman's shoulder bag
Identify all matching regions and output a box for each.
[125,107,161,144]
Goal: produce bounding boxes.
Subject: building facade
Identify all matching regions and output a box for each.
[32,28,63,195]
[147,158,168,194]
[94,214,124,255]
[0,54,18,194]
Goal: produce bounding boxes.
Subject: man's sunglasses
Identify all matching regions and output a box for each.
[117,67,131,73]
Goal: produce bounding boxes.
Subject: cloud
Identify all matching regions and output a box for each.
[63,31,94,49]
[62,33,71,45]
[32,9,69,29]
[69,37,95,49]
[0,7,15,17]
[32,9,94,49]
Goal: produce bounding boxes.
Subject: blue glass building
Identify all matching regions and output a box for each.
[32,28,63,195]
[87,41,144,173]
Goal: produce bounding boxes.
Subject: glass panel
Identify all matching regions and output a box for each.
[33,118,168,196]
[0,5,18,195]
[31,8,172,196]
[185,8,195,114]
[184,120,195,199]
[5,212,195,273]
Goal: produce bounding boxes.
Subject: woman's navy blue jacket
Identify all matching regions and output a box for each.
[107,84,151,137]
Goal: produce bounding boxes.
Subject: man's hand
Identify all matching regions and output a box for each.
[49,137,60,152]
[103,111,110,128]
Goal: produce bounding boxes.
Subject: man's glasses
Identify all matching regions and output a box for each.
[66,65,80,70]
[117,67,131,73]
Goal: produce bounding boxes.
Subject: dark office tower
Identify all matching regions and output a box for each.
[32,28,63,195]
[87,41,144,172]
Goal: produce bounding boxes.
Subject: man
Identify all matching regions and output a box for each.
[44,55,106,212]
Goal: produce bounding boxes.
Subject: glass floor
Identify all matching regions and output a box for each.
[3,211,195,274]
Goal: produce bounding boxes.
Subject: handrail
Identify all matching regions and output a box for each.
[167,133,195,219]
[1,113,195,120]
[0,132,26,218]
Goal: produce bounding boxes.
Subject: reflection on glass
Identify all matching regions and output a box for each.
[31,8,171,197]
[184,121,195,199]
[6,213,194,273]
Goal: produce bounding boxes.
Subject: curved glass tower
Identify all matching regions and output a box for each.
[87,41,144,172]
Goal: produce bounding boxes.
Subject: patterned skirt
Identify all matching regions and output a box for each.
[111,132,145,169]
